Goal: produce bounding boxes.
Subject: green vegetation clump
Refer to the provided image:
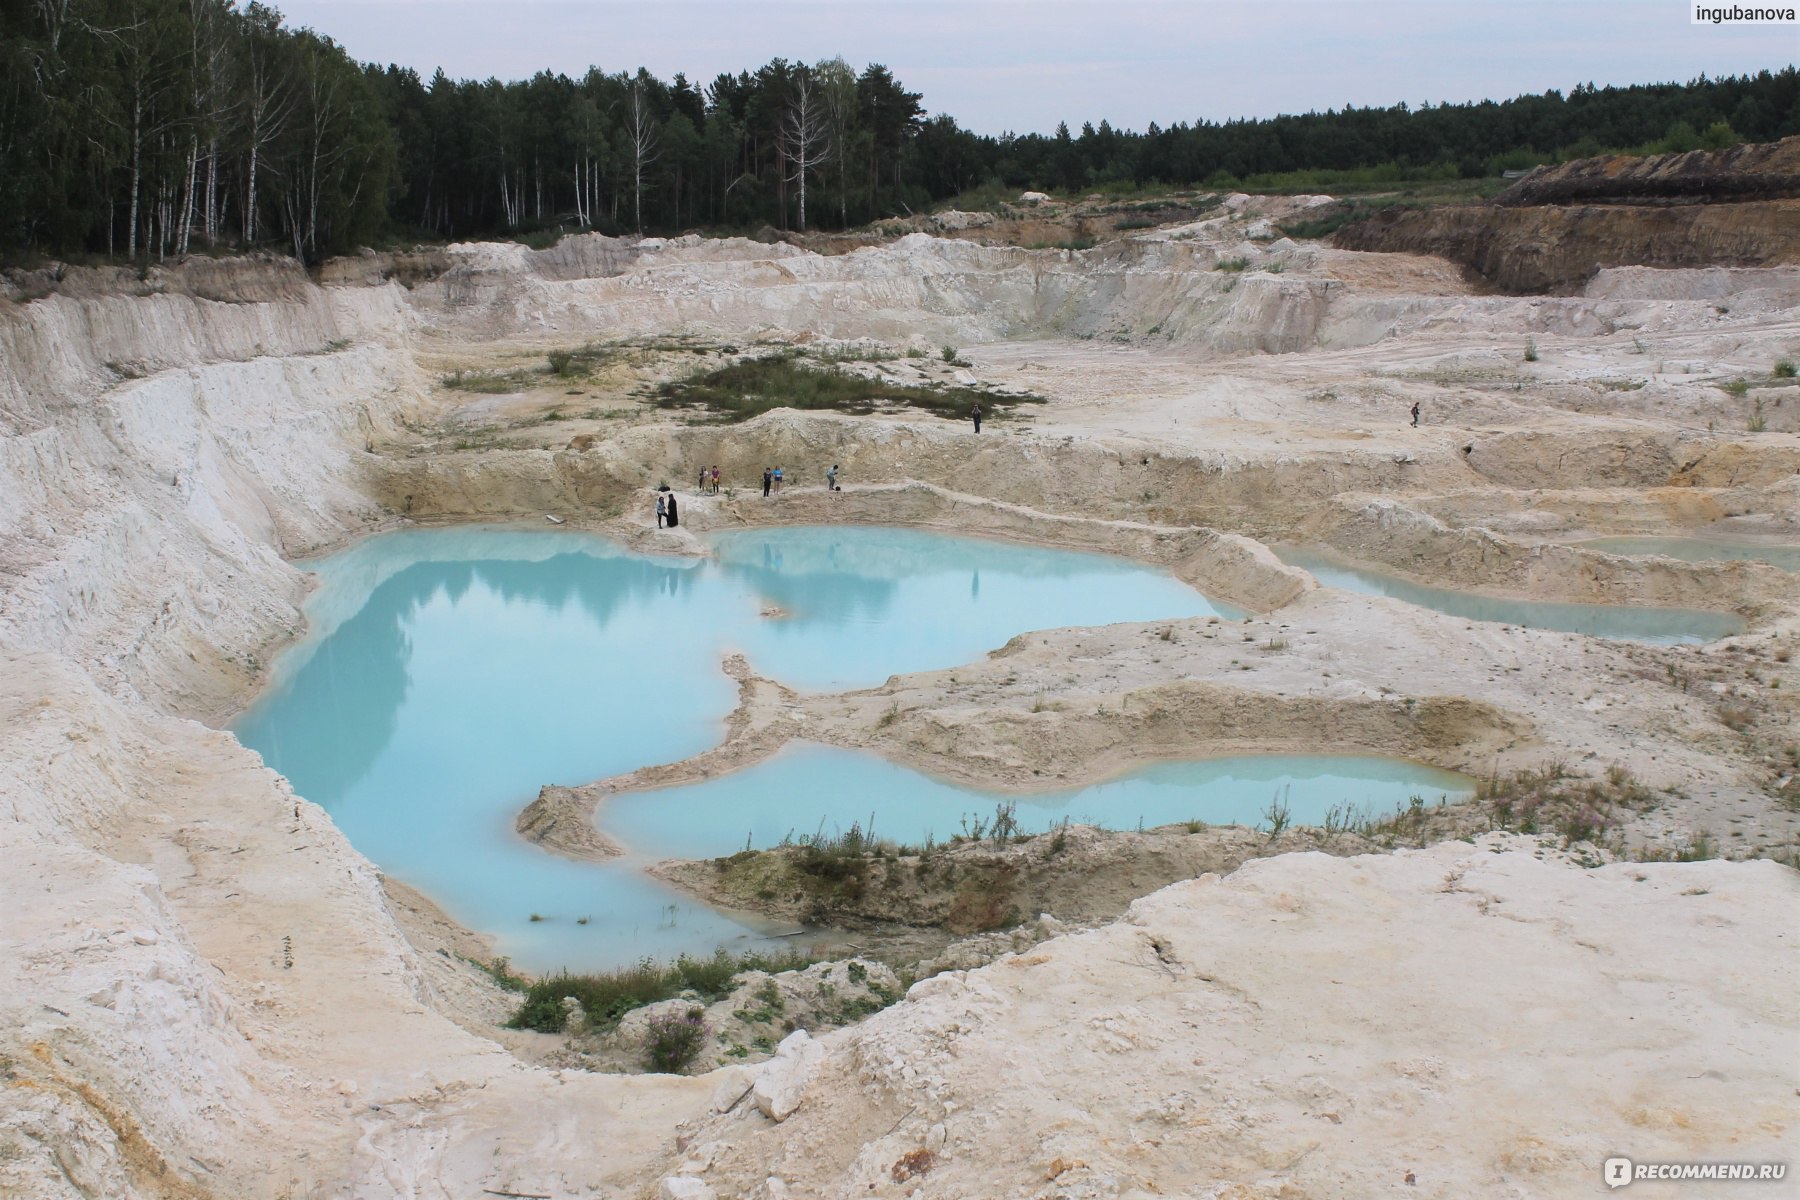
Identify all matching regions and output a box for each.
[507,946,814,1033]
[1278,201,1390,239]
[653,353,1041,423]
[473,956,529,992]
[1214,256,1249,273]
[1774,360,1797,379]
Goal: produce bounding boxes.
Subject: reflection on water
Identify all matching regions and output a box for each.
[232,525,1236,970]
[1276,547,1744,645]
[1574,536,1800,573]
[605,743,1471,861]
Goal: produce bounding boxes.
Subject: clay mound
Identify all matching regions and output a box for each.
[1498,135,1800,207]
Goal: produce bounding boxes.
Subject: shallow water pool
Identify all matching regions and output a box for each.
[1573,536,1800,573]
[234,524,1287,968]
[1276,547,1744,645]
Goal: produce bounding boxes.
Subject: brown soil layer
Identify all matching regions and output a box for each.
[1335,198,1800,293]
[1334,136,1800,292]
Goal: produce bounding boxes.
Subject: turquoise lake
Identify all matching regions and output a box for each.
[1276,547,1744,645]
[233,525,1466,971]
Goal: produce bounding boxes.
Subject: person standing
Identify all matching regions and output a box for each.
[711,465,720,493]
[773,465,784,492]
[827,464,839,491]
[1410,401,1421,428]
[762,467,772,497]
[655,493,667,528]
[697,466,706,492]
[971,403,982,433]
[666,494,680,527]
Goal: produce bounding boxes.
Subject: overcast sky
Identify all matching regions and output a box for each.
[278,0,1798,136]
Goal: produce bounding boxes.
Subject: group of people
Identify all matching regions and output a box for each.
[656,462,845,525]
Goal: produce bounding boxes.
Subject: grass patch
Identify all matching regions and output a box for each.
[547,342,619,377]
[472,956,529,992]
[441,368,536,394]
[507,945,815,1033]
[444,341,619,392]
[1214,256,1249,273]
[1775,360,1797,379]
[813,344,899,364]
[653,353,1042,424]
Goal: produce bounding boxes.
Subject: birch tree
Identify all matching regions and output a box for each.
[780,67,830,232]
[815,56,857,229]
[237,1,293,244]
[623,72,660,233]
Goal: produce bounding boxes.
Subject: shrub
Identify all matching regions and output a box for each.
[547,349,574,375]
[644,1007,707,1073]
[1214,256,1248,272]
[1775,360,1797,379]
[1262,790,1291,839]
[1524,338,1539,362]
[940,344,958,362]
[652,353,1042,424]
[506,946,815,1033]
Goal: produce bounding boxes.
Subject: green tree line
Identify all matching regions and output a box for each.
[3,0,1796,262]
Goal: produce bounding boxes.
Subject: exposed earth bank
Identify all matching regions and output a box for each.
[1334,136,1800,292]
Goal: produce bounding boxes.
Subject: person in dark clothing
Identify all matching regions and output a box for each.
[666,494,680,527]
[655,494,666,528]
[762,467,772,497]
[971,403,982,433]
[1410,402,1421,428]
[697,466,706,491]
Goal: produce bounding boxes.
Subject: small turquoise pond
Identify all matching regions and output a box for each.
[233,525,1464,971]
[1574,536,1800,573]
[1276,547,1744,645]
[603,742,1470,861]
